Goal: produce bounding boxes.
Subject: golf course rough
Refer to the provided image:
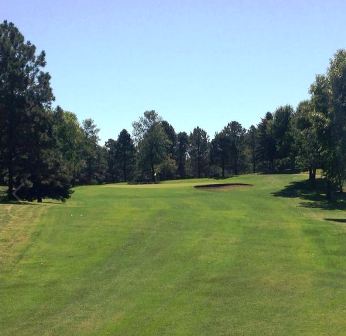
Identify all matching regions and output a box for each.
[1,174,346,335]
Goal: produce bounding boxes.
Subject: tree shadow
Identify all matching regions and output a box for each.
[0,194,62,206]
[0,199,39,206]
[272,178,346,211]
[324,218,346,223]
[0,199,62,206]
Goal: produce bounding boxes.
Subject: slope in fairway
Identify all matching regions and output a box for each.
[1,174,346,335]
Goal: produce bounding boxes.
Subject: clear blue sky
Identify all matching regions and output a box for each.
[2,0,346,142]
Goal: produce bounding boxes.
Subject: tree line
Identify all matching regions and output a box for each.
[0,21,345,202]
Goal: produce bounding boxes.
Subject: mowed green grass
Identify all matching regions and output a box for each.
[1,174,346,335]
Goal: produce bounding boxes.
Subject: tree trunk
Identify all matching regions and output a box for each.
[123,162,127,181]
[312,167,316,181]
[309,167,316,184]
[7,94,15,200]
[326,179,335,201]
[7,165,14,200]
[197,157,201,178]
[123,152,127,182]
[33,180,43,203]
[151,163,155,183]
[234,157,238,175]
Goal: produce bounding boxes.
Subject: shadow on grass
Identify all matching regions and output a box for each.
[272,178,346,211]
[0,198,39,206]
[0,199,62,206]
[0,194,62,206]
[324,218,346,223]
[195,183,253,190]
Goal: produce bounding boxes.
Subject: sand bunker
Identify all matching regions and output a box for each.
[194,183,253,190]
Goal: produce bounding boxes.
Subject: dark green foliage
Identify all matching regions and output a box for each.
[272,106,294,154]
[246,125,257,173]
[302,52,346,197]
[53,107,85,185]
[158,155,177,180]
[189,127,209,178]
[272,105,295,171]
[176,132,189,178]
[133,111,170,182]
[0,21,71,202]
[222,121,246,175]
[106,129,135,182]
[160,121,177,180]
[210,132,230,178]
[211,123,252,177]
[79,119,107,184]
[105,138,118,182]
[132,110,160,143]
[256,112,276,172]
[22,108,73,202]
[161,120,177,158]
[256,107,295,173]
[325,50,346,193]
[294,100,321,182]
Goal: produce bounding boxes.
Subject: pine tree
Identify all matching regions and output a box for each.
[176,132,189,178]
[0,21,72,201]
[115,129,136,181]
[189,127,209,178]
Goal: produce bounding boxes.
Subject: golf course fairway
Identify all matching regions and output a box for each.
[1,174,346,335]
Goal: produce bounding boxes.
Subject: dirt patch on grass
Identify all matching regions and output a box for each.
[194,183,253,191]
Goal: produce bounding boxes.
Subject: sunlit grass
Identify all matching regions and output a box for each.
[1,174,346,335]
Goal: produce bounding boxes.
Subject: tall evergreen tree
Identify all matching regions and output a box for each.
[105,138,118,182]
[256,112,276,172]
[272,105,295,171]
[0,21,50,198]
[189,127,209,178]
[161,120,177,159]
[176,132,189,178]
[210,132,231,178]
[0,21,72,201]
[160,121,177,179]
[79,119,106,184]
[19,108,72,202]
[246,125,257,173]
[115,129,136,181]
[222,121,246,175]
